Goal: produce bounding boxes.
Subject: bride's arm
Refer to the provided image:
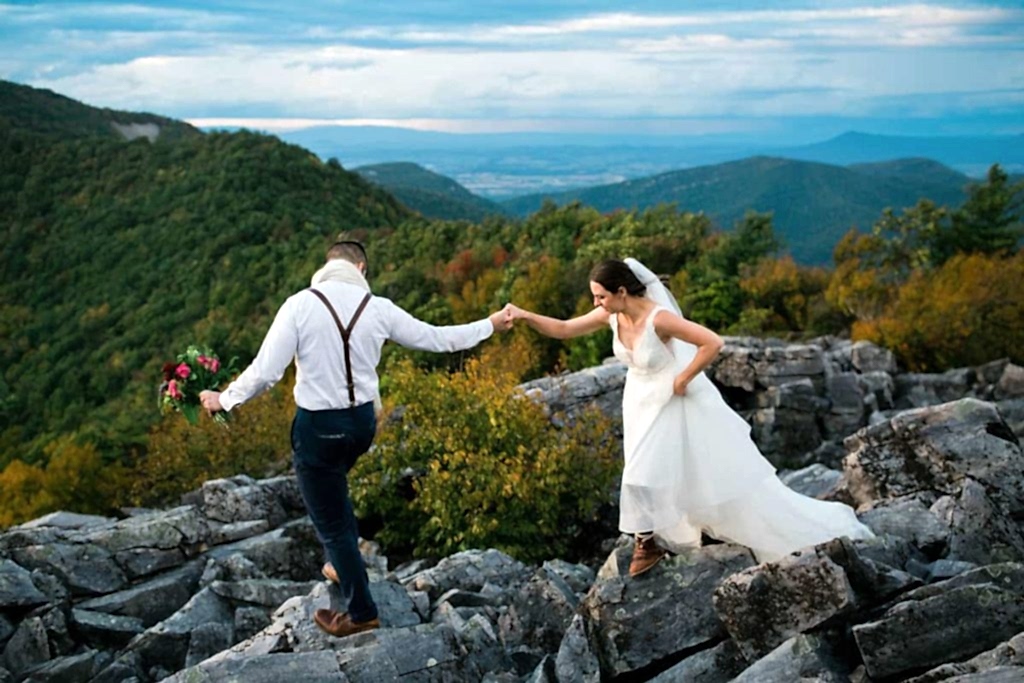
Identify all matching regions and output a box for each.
[506,304,609,339]
[654,310,724,393]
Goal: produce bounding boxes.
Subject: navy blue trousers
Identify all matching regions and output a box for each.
[291,403,378,622]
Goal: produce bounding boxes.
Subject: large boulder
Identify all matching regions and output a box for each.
[853,563,1024,679]
[581,544,755,677]
[841,399,1024,512]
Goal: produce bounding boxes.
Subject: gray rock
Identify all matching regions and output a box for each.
[125,586,234,674]
[841,398,1024,515]
[851,341,897,374]
[541,559,595,596]
[408,549,530,601]
[896,369,975,409]
[499,566,579,656]
[114,547,187,579]
[554,614,600,683]
[0,667,9,683]
[393,559,433,584]
[648,639,748,683]
[997,399,1024,439]
[334,623,466,682]
[184,622,234,669]
[73,505,208,555]
[20,649,106,683]
[2,616,49,676]
[77,560,204,627]
[713,551,855,660]
[859,371,896,412]
[199,553,267,585]
[926,559,980,582]
[204,520,321,581]
[202,477,287,527]
[0,559,48,608]
[233,607,271,643]
[779,464,843,500]
[858,495,949,556]
[15,511,115,531]
[209,520,271,546]
[823,372,866,438]
[852,563,1024,679]
[995,364,1024,400]
[35,605,74,657]
[583,544,755,677]
[256,475,306,516]
[732,633,851,683]
[71,609,145,648]
[87,651,144,683]
[209,579,319,608]
[160,651,346,683]
[10,543,127,596]
[28,570,68,604]
[0,616,12,646]
[905,630,1024,682]
[752,405,823,460]
[364,580,421,628]
[932,479,1024,565]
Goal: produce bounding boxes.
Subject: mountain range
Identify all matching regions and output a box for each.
[355,162,509,222]
[275,125,1022,199]
[353,156,973,264]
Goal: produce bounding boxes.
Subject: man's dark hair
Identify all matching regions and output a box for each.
[589,259,646,296]
[326,240,369,273]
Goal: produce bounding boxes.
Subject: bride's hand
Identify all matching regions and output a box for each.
[673,375,689,396]
[504,303,529,320]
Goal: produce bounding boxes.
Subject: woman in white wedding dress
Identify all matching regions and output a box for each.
[507,258,874,576]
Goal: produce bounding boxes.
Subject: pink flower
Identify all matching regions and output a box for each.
[175,363,191,379]
[167,379,183,400]
[208,357,220,373]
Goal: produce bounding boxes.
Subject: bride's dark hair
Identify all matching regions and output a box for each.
[589,259,646,296]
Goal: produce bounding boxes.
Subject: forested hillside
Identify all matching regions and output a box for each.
[356,162,508,221]
[501,156,971,263]
[0,107,410,466]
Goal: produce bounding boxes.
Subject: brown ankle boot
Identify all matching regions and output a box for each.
[629,536,667,577]
[313,609,380,638]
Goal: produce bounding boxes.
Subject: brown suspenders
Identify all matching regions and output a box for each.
[306,288,373,406]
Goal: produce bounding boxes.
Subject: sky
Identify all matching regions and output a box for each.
[1,1,1022,139]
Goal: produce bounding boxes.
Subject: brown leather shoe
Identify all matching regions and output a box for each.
[313,608,380,638]
[322,562,339,583]
[629,536,667,577]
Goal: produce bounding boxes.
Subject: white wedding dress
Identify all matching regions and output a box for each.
[613,259,875,563]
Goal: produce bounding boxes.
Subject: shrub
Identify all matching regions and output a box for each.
[131,375,295,506]
[352,343,620,563]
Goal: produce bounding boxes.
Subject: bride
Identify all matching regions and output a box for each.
[506,257,874,576]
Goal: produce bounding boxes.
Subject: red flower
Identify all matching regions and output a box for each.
[175,363,191,379]
[162,362,177,381]
[167,379,183,400]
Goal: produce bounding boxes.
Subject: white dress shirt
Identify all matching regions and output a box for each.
[219,281,495,412]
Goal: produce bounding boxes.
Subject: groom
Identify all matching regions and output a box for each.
[200,239,513,637]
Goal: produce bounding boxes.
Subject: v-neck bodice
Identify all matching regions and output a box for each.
[611,306,675,373]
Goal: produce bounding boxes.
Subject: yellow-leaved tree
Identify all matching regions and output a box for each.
[352,339,620,562]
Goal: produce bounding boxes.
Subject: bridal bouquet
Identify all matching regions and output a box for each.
[159,345,237,425]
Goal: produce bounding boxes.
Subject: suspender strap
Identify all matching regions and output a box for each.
[306,288,373,406]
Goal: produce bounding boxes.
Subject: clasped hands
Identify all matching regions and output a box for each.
[489,303,528,333]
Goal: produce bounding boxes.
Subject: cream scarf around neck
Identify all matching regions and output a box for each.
[308,258,381,416]
[310,258,371,291]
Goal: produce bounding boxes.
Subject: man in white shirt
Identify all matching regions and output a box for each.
[200,240,512,638]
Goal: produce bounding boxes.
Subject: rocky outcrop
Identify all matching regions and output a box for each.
[2,342,1024,682]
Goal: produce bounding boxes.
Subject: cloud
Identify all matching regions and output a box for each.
[3,2,1021,130]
